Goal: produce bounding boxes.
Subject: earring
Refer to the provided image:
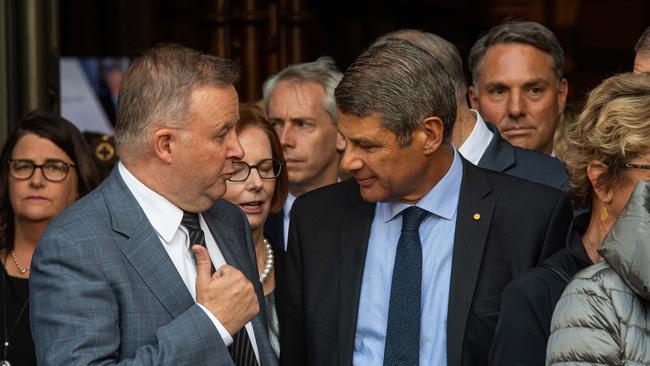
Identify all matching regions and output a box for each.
[600,206,608,221]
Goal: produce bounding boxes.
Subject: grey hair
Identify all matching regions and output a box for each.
[262,57,342,124]
[379,29,467,105]
[335,38,457,147]
[468,21,565,88]
[635,26,650,55]
[115,44,239,158]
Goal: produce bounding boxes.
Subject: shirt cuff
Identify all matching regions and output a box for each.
[197,303,233,346]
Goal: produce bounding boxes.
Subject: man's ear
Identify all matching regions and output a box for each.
[587,160,611,204]
[336,131,346,152]
[557,78,569,115]
[419,116,445,155]
[469,85,479,109]
[152,127,179,164]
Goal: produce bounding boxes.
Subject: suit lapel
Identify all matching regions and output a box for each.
[202,203,258,283]
[338,183,375,365]
[446,160,495,365]
[477,122,515,173]
[103,168,195,318]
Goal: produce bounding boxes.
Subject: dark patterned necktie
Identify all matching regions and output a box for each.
[181,211,258,366]
[383,206,429,366]
[181,211,214,273]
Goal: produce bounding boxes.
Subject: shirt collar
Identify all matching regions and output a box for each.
[457,110,494,165]
[118,162,184,243]
[283,192,297,219]
[380,148,463,223]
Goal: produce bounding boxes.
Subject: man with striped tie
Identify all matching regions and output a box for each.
[30,44,277,365]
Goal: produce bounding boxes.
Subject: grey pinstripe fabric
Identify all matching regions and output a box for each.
[30,168,277,365]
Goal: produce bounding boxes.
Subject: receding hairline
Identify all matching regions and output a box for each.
[265,78,335,123]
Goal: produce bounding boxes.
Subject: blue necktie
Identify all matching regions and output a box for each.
[384,206,429,366]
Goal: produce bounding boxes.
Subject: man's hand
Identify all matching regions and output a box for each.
[192,245,259,335]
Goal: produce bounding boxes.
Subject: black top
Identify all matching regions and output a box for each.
[488,212,592,366]
[1,266,35,366]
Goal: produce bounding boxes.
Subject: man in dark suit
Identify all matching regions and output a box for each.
[383,29,568,191]
[30,44,277,365]
[279,39,571,365]
[468,21,568,156]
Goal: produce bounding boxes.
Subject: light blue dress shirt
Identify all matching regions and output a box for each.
[352,149,463,366]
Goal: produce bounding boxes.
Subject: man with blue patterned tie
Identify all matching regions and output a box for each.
[278,38,572,366]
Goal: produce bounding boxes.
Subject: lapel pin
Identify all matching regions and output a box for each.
[473,213,481,220]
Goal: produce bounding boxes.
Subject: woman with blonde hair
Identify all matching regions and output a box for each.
[491,72,650,365]
[546,72,650,365]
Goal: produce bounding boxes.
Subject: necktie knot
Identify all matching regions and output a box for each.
[182,211,205,246]
[401,206,429,232]
[182,211,201,231]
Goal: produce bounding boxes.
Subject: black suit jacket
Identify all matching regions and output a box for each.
[478,122,569,191]
[278,158,572,366]
[264,211,285,253]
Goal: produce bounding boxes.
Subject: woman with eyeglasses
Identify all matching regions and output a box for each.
[223,103,288,358]
[490,73,650,365]
[0,111,101,365]
[544,73,650,364]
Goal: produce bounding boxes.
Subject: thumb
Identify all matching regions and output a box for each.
[192,244,213,284]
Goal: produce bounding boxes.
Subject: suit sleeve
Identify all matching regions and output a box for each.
[29,227,229,366]
[538,192,573,263]
[278,202,308,366]
[489,280,548,366]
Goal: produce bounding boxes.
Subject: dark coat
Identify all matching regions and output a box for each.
[488,213,592,366]
[478,121,569,192]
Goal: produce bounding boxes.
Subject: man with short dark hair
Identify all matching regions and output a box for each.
[30,44,277,365]
[279,38,571,366]
[468,21,568,156]
[383,29,568,191]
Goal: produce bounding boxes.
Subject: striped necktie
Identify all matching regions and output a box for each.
[181,211,258,366]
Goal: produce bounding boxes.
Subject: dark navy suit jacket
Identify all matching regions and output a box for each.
[478,122,569,191]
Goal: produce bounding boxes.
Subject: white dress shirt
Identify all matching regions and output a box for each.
[457,110,494,165]
[282,193,297,250]
[118,162,260,363]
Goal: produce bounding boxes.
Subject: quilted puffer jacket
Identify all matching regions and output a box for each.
[546,180,650,366]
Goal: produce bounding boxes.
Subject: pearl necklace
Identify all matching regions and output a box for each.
[9,251,28,275]
[259,239,274,283]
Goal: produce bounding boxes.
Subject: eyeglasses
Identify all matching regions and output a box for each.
[624,162,650,170]
[228,158,284,182]
[8,159,77,182]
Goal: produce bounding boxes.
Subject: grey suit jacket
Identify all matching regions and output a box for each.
[478,121,569,191]
[30,167,277,365]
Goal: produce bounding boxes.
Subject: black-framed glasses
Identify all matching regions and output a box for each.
[228,158,284,182]
[624,162,650,170]
[8,159,77,182]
